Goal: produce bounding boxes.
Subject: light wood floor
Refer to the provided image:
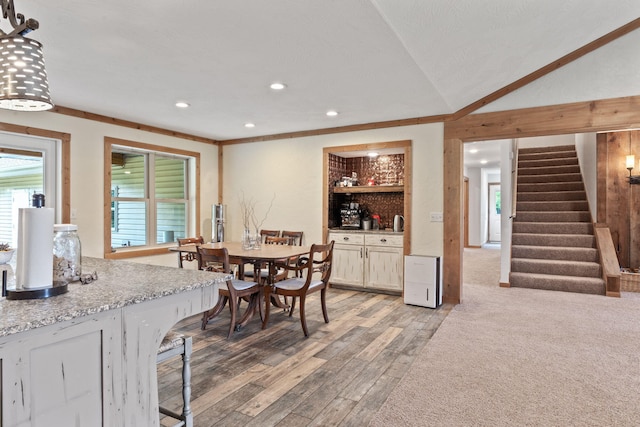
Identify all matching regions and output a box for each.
[158,288,451,426]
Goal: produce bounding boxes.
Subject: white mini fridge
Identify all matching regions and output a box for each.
[404,255,441,308]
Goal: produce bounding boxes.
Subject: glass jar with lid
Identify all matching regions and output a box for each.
[53,224,82,282]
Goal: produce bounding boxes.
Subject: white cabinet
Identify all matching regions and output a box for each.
[331,232,365,287]
[328,232,403,292]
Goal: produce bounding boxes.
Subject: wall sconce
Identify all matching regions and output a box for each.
[626,155,640,184]
[0,0,53,111]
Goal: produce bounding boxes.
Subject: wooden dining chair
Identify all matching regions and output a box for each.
[242,229,282,280]
[262,241,334,337]
[197,246,263,338]
[177,236,204,268]
[281,230,303,246]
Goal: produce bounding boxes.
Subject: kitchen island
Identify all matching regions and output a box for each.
[0,257,228,427]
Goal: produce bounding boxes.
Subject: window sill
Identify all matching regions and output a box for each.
[104,246,173,260]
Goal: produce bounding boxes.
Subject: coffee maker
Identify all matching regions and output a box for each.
[340,203,361,229]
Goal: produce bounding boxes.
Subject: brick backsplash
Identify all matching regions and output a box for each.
[328,153,404,229]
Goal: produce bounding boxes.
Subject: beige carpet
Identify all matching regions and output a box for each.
[370,247,640,426]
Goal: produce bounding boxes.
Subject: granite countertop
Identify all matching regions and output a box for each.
[0,257,230,338]
[328,228,403,235]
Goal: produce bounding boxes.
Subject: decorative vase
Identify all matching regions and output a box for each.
[0,249,14,264]
[253,230,261,249]
[242,228,253,250]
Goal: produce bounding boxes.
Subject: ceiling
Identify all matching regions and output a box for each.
[12,1,640,141]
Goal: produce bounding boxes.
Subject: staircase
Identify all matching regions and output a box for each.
[509,145,605,295]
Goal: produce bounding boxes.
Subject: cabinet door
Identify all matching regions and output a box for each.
[365,245,403,291]
[331,243,364,287]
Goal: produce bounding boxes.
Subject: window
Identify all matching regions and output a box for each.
[0,133,60,248]
[105,137,199,258]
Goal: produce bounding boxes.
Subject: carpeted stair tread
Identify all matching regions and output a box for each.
[518,173,583,183]
[512,222,593,235]
[519,145,576,154]
[518,165,581,176]
[517,191,586,202]
[509,272,605,294]
[512,233,595,248]
[518,151,579,161]
[518,157,578,168]
[514,211,592,223]
[511,258,601,278]
[517,182,585,192]
[516,200,589,211]
[511,245,598,262]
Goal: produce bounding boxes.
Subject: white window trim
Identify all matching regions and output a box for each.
[0,132,60,220]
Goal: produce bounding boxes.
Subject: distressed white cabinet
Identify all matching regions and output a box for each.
[0,257,224,427]
[365,234,404,292]
[328,232,403,292]
[331,232,365,287]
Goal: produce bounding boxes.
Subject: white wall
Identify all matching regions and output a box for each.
[222,123,444,257]
[500,141,515,284]
[464,167,482,246]
[518,134,575,149]
[0,110,219,267]
[575,133,598,220]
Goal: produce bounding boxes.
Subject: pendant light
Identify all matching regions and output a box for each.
[0,0,52,111]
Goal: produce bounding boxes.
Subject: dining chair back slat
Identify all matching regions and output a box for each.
[259,229,280,243]
[281,231,303,246]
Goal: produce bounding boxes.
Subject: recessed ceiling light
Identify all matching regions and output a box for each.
[326,110,339,117]
[368,152,379,158]
[244,123,255,128]
[469,148,478,154]
[480,160,488,164]
[175,101,190,108]
[270,82,286,90]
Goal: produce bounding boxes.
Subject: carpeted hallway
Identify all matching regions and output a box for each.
[370,246,640,426]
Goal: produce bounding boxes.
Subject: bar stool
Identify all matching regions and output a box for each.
[157,331,193,427]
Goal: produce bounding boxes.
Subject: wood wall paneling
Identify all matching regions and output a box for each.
[597,130,640,269]
[443,138,463,304]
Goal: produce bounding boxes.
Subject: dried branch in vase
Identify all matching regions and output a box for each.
[251,193,276,232]
[239,192,276,231]
[238,192,255,230]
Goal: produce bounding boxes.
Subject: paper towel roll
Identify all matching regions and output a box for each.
[16,207,54,289]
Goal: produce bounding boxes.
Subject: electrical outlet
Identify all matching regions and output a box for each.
[430,212,443,222]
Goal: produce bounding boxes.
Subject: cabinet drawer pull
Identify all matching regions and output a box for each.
[360,248,363,258]
[380,238,387,243]
[343,236,349,241]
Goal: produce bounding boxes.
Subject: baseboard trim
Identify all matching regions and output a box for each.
[499,282,511,288]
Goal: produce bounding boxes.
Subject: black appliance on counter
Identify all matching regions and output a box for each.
[340,206,361,228]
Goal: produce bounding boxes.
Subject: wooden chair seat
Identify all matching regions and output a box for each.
[271,277,324,291]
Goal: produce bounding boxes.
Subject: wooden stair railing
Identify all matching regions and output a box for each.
[594,224,621,297]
